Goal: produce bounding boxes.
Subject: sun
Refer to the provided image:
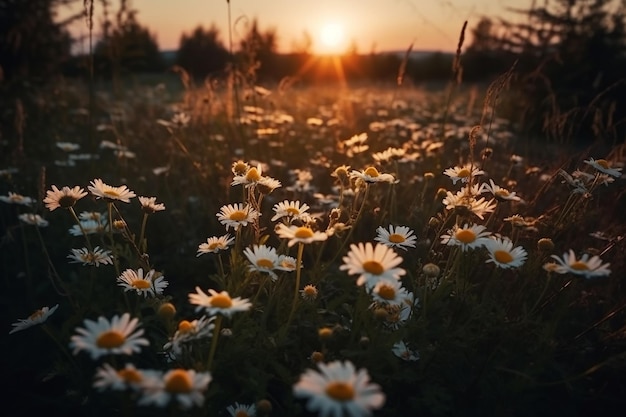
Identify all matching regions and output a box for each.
[318,22,347,54]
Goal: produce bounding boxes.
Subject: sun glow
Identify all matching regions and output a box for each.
[317,22,347,54]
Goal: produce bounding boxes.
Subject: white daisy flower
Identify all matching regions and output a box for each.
[440,223,492,251]
[138,196,166,214]
[256,176,282,194]
[442,189,496,220]
[483,179,522,202]
[67,246,113,267]
[276,254,298,271]
[340,242,406,289]
[392,340,420,361]
[88,178,136,203]
[9,304,59,334]
[137,368,211,410]
[226,402,257,417]
[293,360,385,417]
[231,160,250,176]
[163,316,215,355]
[275,224,328,247]
[43,185,88,211]
[271,200,312,222]
[69,313,149,360]
[549,249,611,278]
[216,203,259,231]
[197,234,235,256]
[93,363,146,391]
[18,213,49,227]
[443,163,485,184]
[188,287,252,318]
[374,225,417,251]
[56,141,81,152]
[371,278,410,306]
[231,163,264,187]
[583,158,622,178]
[0,192,34,205]
[117,268,168,298]
[69,219,107,236]
[484,237,528,269]
[350,166,396,184]
[243,244,280,280]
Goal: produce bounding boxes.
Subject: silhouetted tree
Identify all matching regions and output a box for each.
[237,18,278,82]
[175,24,230,79]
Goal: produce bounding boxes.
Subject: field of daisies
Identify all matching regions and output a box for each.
[1,75,625,417]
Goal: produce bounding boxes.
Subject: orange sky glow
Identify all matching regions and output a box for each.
[58,0,532,54]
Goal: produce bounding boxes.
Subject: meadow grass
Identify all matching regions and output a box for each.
[1,67,625,417]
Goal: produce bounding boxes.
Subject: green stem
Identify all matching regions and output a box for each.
[282,242,305,341]
[107,202,120,276]
[206,315,223,371]
[69,206,93,252]
[138,213,149,253]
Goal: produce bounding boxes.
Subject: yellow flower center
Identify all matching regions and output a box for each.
[28,309,44,320]
[131,279,151,289]
[118,368,142,384]
[246,167,261,182]
[286,207,300,215]
[229,210,248,221]
[570,261,589,270]
[165,369,193,393]
[208,242,220,250]
[364,167,380,177]
[233,161,248,175]
[457,168,471,177]
[494,250,514,264]
[103,190,121,198]
[303,286,318,297]
[96,330,126,349]
[294,227,314,239]
[363,260,384,275]
[388,233,406,243]
[495,189,510,197]
[235,411,250,417]
[455,229,476,244]
[377,284,396,300]
[595,159,609,169]
[178,320,194,333]
[210,293,233,308]
[256,258,274,269]
[325,381,355,401]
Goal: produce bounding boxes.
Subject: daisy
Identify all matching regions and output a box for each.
[68,246,113,267]
[93,363,147,391]
[231,163,264,187]
[231,160,250,176]
[549,249,611,278]
[374,225,417,251]
[483,179,522,202]
[0,192,34,205]
[371,278,410,306]
[69,219,107,236]
[276,254,298,271]
[443,163,485,184]
[216,203,259,231]
[137,368,211,410]
[484,237,528,269]
[69,313,149,360]
[256,176,282,195]
[350,167,396,184]
[163,316,216,356]
[340,242,406,289]
[293,360,385,417]
[56,141,81,152]
[197,234,235,256]
[188,287,252,318]
[392,340,420,362]
[138,196,166,214]
[18,213,49,227]
[440,223,491,251]
[117,268,169,298]
[271,200,312,223]
[275,223,328,247]
[88,178,136,203]
[9,304,59,334]
[583,158,622,178]
[300,284,319,301]
[442,190,496,220]
[43,185,88,211]
[243,244,280,280]
[227,402,257,417]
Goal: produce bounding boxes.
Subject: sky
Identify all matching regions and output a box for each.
[58,0,532,54]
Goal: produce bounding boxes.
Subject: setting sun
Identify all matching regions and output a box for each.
[317,22,347,54]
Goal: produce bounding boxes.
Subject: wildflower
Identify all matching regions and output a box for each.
[300,284,318,301]
[197,234,235,256]
[440,223,491,251]
[88,178,136,203]
[293,360,385,417]
[68,246,113,267]
[9,304,59,334]
[372,147,406,163]
[227,402,257,417]
[558,169,588,194]
[331,165,351,185]
[93,363,147,391]
[137,368,211,410]
[231,163,264,187]
[350,167,396,184]
[138,196,166,214]
[43,185,88,211]
[244,244,280,280]
[422,263,441,277]
[69,219,107,236]
[583,158,622,178]
[442,189,496,220]
[231,160,250,176]
[69,313,149,359]
[275,223,328,247]
[371,279,410,306]
[188,287,252,318]
[163,316,215,355]
[485,237,528,269]
[271,200,312,223]
[256,176,282,194]
[276,254,298,271]
[340,242,406,289]
[374,225,417,251]
[549,249,611,278]
[117,268,169,298]
[392,340,420,362]
[56,142,80,152]
[217,203,259,231]
[171,112,191,128]
[18,213,49,227]
[0,192,34,205]
[483,179,522,202]
[443,163,485,185]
